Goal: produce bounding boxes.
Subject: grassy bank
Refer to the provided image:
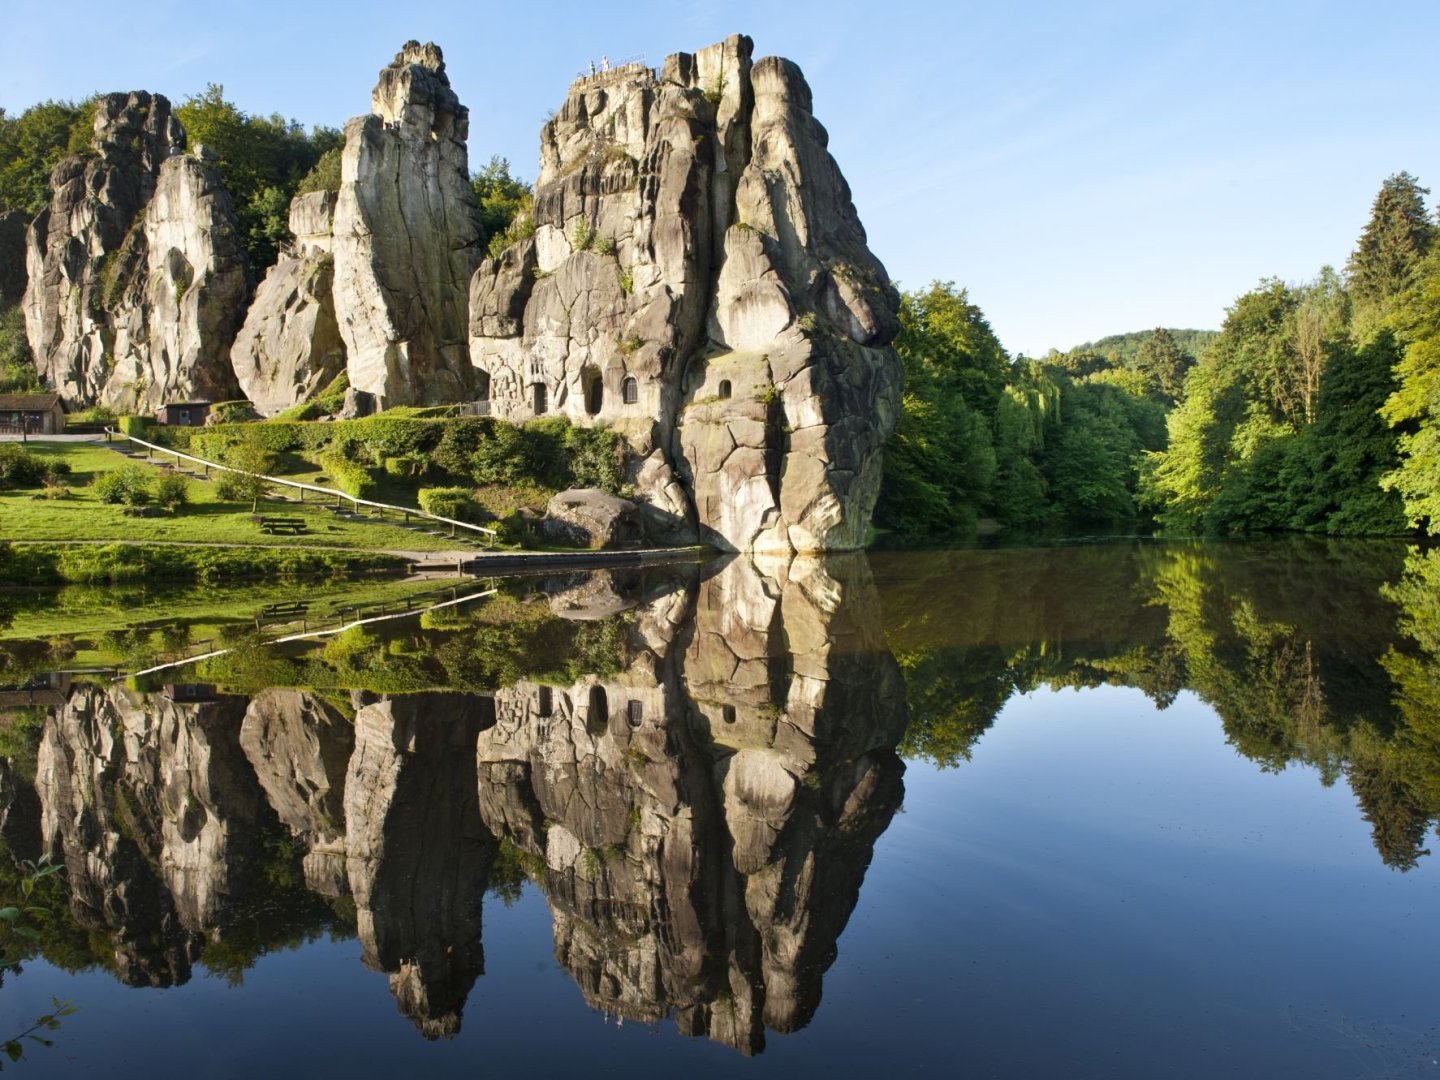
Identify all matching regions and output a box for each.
[0,442,486,554]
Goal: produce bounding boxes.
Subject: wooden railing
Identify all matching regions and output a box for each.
[106,428,498,542]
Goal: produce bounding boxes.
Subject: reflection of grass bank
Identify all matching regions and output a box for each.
[0,541,403,586]
[0,442,484,554]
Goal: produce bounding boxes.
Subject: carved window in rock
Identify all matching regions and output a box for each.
[533,382,547,415]
[717,380,732,400]
[627,700,644,728]
[587,685,609,736]
[722,705,737,725]
[475,369,491,401]
[622,376,639,405]
[537,686,552,718]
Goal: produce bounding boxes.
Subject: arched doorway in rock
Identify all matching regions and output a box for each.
[474,368,491,401]
[533,382,547,415]
[717,379,732,400]
[622,376,639,405]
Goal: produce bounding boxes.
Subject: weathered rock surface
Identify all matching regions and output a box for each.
[542,488,643,549]
[332,42,481,407]
[0,210,28,310]
[32,685,258,984]
[470,35,901,553]
[344,694,497,1038]
[230,192,345,415]
[22,94,246,409]
[474,553,906,1054]
[101,151,248,410]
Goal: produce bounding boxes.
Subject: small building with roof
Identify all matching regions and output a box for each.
[156,401,212,427]
[0,393,66,435]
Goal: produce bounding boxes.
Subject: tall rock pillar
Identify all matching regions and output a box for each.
[332,42,482,408]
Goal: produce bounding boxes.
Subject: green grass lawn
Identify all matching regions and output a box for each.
[1,442,494,554]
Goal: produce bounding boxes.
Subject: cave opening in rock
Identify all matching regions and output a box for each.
[533,382,547,414]
[584,368,603,415]
[717,379,732,400]
[587,685,609,735]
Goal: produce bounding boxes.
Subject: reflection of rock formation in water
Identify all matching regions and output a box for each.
[345,694,497,1039]
[34,685,258,985]
[477,554,906,1054]
[3,558,906,1052]
[239,690,353,896]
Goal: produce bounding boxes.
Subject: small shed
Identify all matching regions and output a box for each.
[156,401,212,427]
[0,393,66,435]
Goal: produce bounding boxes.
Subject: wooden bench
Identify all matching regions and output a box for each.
[255,601,310,628]
[253,515,307,534]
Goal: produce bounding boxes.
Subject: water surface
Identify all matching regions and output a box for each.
[0,539,1437,1077]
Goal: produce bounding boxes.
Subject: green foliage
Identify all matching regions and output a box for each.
[0,99,93,216]
[270,371,349,422]
[318,446,375,499]
[1347,172,1436,317]
[7,541,399,585]
[91,464,152,505]
[154,472,189,510]
[0,306,39,394]
[1381,251,1440,534]
[294,146,342,195]
[174,84,341,271]
[0,445,69,490]
[116,415,155,437]
[418,486,481,521]
[474,156,535,260]
[572,219,597,252]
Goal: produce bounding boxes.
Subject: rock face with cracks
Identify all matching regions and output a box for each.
[331,41,482,408]
[470,35,901,554]
[230,192,346,415]
[22,93,245,410]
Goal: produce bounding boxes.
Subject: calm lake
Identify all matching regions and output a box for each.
[0,538,1437,1078]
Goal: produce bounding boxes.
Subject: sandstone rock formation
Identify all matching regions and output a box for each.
[22,94,246,410]
[470,35,901,554]
[0,211,27,310]
[230,192,346,415]
[542,488,643,549]
[331,42,481,407]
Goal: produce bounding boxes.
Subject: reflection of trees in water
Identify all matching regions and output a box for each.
[0,556,909,1054]
[881,538,1440,870]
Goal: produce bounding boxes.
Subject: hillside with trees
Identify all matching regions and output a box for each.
[878,172,1440,543]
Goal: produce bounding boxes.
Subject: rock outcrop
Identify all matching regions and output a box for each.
[22,94,246,410]
[542,488,643,549]
[230,192,346,415]
[331,42,482,407]
[470,35,901,554]
[0,211,27,310]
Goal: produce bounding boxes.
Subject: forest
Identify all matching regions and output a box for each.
[877,172,1440,542]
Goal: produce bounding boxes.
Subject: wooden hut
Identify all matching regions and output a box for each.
[156,401,212,427]
[0,393,66,435]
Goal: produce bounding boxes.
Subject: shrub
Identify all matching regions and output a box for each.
[383,452,429,479]
[418,486,481,521]
[155,473,189,510]
[0,445,48,489]
[318,446,375,499]
[117,415,155,438]
[92,464,153,506]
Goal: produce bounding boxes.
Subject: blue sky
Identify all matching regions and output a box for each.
[4,0,1437,356]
